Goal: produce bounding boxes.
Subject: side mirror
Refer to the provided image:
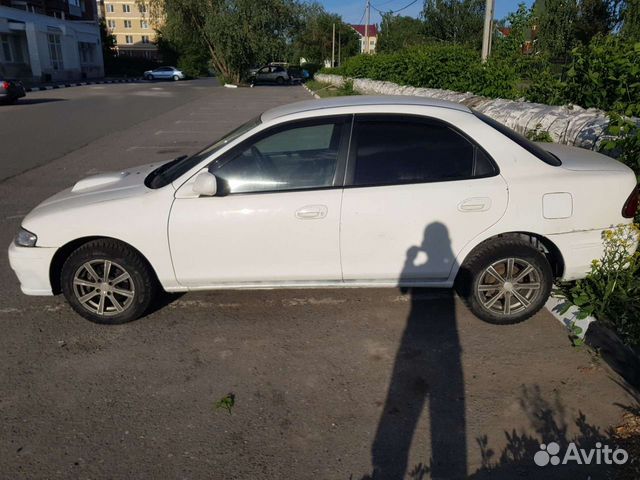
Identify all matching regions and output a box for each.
[192,172,217,197]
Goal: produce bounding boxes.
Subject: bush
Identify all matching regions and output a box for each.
[563,36,640,117]
[556,225,640,348]
[320,37,640,116]
[104,55,159,77]
[326,45,521,99]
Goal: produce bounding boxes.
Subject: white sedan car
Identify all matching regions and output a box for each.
[8,97,638,325]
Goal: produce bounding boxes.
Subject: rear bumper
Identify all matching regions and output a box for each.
[7,242,56,295]
[548,228,638,281]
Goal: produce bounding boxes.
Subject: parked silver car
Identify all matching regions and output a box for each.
[250,65,292,85]
[144,66,185,81]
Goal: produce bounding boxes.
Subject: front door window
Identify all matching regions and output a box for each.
[210,119,345,194]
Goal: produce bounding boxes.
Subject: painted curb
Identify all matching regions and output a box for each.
[545,295,596,339]
[25,78,142,93]
[302,83,320,99]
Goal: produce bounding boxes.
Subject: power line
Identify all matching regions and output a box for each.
[357,5,367,25]
[371,0,418,15]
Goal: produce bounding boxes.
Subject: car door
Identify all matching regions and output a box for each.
[340,114,509,283]
[255,66,271,83]
[168,116,351,287]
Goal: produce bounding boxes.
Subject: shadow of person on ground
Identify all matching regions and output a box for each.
[365,222,467,479]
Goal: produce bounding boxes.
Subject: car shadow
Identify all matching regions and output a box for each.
[146,291,185,316]
[2,98,66,106]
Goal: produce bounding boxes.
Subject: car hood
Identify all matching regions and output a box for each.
[541,143,632,172]
[24,162,168,223]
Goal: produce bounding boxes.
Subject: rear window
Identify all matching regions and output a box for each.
[473,110,562,166]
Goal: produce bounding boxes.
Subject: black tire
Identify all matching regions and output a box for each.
[61,239,157,324]
[173,75,180,81]
[146,74,154,81]
[275,76,285,85]
[456,236,553,325]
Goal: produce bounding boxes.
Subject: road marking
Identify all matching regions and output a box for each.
[126,146,188,151]
[6,214,27,220]
[155,130,208,135]
[175,120,209,124]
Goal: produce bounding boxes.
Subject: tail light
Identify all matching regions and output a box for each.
[1,81,9,90]
[622,185,639,219]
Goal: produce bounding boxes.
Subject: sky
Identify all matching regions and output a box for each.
[318,0,535,26]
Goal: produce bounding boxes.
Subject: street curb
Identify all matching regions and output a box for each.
[545,295,596,339]
[25,78,142,93]
[302,83,320,99]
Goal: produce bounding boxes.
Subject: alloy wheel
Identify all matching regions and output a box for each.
[476,257,542,316]
[72,260,135,316]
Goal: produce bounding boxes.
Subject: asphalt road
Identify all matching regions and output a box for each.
[0,80,636,479]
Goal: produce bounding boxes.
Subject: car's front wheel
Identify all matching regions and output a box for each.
[457,237,553,324]
[146,74,154,81]
[61,239,157,324]
[173,75,180,81]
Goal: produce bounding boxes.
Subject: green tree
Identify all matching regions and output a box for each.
[535,0,578,61]
[620,0,640,40]
[421,0,485,47]
[147,0,300,83]
[377,13,428,53]
[291,2,359,66]
[99,19,117,64]
[574,0,614,44]
[493,3,535,57]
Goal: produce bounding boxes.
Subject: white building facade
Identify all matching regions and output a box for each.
[0,5,103,83]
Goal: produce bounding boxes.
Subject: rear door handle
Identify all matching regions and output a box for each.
[458,197,492,212]
[295,205,328,220]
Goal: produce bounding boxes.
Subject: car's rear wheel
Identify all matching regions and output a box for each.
[456,237,553,324]
[61,239,157,324]
[276,76,285,85]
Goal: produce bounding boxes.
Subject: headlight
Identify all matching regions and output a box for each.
[14,227,37,247]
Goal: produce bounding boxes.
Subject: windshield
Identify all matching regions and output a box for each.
[473,110,562,167]
[145,116,262,189]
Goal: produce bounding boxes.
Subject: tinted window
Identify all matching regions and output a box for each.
[211,120,344,194]
[473,110,562,166]
[352,118,495,186]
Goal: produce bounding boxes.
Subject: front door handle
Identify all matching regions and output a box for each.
[295,205,328,220]
[458,197,492,212]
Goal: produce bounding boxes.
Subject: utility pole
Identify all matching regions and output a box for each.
[338,30,341,67]
[332,23,336,67]
[364,0,370,54]
[481,0,495,62]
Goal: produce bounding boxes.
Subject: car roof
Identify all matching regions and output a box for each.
[261,95,471,122]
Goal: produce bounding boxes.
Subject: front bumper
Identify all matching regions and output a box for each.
[7,242,57,295]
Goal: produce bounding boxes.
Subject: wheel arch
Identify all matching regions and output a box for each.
[49,236,162,294]
[457,231,565,281]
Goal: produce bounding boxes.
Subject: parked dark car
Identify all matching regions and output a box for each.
[0,79,26,104]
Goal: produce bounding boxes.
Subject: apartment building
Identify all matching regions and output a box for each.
[0,0,103,82]
[100,0,157,59]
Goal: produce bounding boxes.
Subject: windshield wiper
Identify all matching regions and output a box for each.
[146,155,188,189]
